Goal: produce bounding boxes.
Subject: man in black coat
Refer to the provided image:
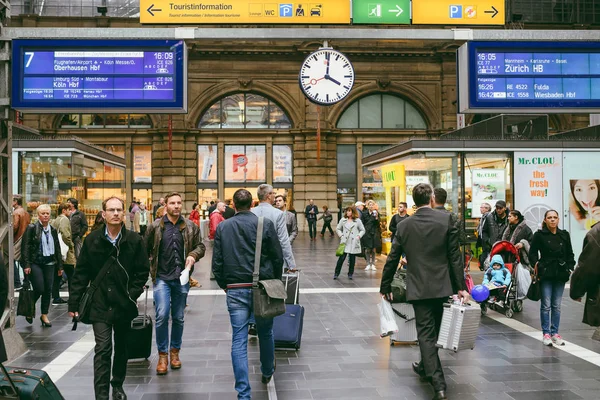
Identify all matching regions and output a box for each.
[69,196,149,400]
[67,198,88,259]
[389,202,409,238]
[380,183,468,400]
[570,222,600,329]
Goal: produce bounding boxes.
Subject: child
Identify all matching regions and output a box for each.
[483,254,511,287]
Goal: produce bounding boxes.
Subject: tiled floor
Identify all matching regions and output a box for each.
[11,232,600,399]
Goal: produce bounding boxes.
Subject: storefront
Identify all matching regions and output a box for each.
[362,136,600,259]
[12,133,126,228]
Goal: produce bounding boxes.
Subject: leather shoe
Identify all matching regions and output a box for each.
[412,362,426,380]
[112,386,127,400]
[432,390,448,400]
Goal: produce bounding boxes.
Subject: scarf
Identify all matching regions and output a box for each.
[41,225,55,257]
[502,220,527,244]
[140,210,147,225]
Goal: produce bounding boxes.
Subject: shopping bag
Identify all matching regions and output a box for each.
[17,279,35,319]
[516,263,532,300]
[335,243,345,257]
[57,232,69,261]
[527,263,541,302]
[378,299,399,338]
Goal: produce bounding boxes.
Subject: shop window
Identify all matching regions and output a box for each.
[273,145,293,183]
[198,188,219,219]
[57,114,153,129]
[199,93,291,129]
[133,189,153,210]
[336,94,427,130]
[60,114,79,128]
[225,145,266,183]
[198,145,218,182]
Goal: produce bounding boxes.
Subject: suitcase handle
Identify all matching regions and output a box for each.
[0,364,19,397]
[391,306,415,323]
[283,272,300,304]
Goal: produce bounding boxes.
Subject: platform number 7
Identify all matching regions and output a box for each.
[24,52,34,68]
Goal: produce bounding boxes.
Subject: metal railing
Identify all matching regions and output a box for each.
[11,0,139,18]
[509,0,600,24]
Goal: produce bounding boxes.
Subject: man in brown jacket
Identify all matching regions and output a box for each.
[13,195,30,290]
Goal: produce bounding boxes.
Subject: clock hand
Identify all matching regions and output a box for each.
[325,52,330,76]
[325,75,342,86]
[309,77,325,85]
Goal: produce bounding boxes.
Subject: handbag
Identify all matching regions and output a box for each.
[78,253,115,324]
[335,243,345,257]
[390,268,407,303]
[252,217,287,319]
[17,278,35,319]
[527,263,542,302]
[57,232,69,261]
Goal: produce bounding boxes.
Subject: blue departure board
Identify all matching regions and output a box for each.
[12,40,187,113]
[458,41,600,113]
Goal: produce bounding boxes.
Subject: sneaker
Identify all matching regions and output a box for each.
[248,323,257,336]
[370,264,377,271]
[52,298,67,305]
[333,274,338,280]
[543,334,552,346]
[348,274,353,280]
[551,334,565,346]
[364,265,371,271]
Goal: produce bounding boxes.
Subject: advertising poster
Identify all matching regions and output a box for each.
[471,169,506,218]
[514,152,563,232]
[563,152,600,258]
[133,147,152,183]
[273,146,293,183]
[406,175,429,211]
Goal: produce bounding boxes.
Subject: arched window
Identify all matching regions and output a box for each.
[58,114,153,129]
[199,93,291,129]
[337,94,427,130]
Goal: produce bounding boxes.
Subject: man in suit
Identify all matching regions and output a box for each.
[380,183,469,400]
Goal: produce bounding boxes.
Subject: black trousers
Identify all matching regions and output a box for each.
[52,264,74,300]
[139,225,147,237]
[30,263,55,315]
[412,298,446,392]
[321,221,334,235]
[307,220,317,238]
[334,253,356,276]
[93,321,130,400]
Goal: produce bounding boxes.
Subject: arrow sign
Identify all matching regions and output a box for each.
[484,6,498,18]
[147,3,162,17]
[388,5,404,17]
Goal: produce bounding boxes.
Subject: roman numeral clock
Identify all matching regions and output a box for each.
[299,47,355,106]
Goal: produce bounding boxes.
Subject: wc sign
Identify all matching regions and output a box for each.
[450,5,477,18]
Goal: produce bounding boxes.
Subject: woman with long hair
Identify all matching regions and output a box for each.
[570,179,600,230]
[529,210,576,346]
[502,210,534,268]
[361,200,381,271]
[334,206,365,280]
[189,202,201,227]
[91,211,105,232]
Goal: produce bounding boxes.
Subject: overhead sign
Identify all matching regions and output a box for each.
[11,39,187,113]
[140,0,351,24]
[412,0,504,25]
[353,0,410,24]
[458,41,600,113]
[381,163,406,187]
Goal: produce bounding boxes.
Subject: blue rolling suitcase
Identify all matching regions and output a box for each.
[0,364,65,399]
[273,304,304,350]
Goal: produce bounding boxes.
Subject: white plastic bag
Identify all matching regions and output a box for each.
[516,263,532,300]
[180,268,190,286]
[57,232,68,261]
[378,298,399,338]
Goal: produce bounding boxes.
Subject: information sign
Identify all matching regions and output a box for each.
[140,0,350,24]
[12,40,187,113]
[458,41,600,113]
[353,0,410,24]
[412,0,504,25]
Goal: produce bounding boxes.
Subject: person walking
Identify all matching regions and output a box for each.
[388,202,409,238]
[481,200,509,264]
[354,201,365,219]
[274,194,298,244]
[67,198,88,259]
[21,204,63,327]
[319,205,335,237]
[529,210,575,346]
[304,199,318,241]
[476,202,492,271]
[12,195,30,290]
[380,183,468,400]
[145,192,205,376]
[209,202,226,241]
[51,203,75,305]
[189,202,201,227]
[361,200,381,271]
[153,197,165,220]
[91,211,105,232]
[128,201,139,231]
[212,189,283,400]
[223,199,236,219]
[501,210,534,268]
[133,203,149,236]
[68,196,150,400]
[334,206,365,280]
[433,188,467,246]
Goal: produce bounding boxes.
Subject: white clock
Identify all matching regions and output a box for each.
[299,48,355,106]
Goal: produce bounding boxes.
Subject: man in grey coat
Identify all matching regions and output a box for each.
[274,194,298,244]
[380,183,469,400]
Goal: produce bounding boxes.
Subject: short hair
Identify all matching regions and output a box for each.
[257,184,273,201]
[344,206,359,220]
[323,205,328,210]
[366,199,376,207]
[433,188,447,205]
[509,210,524,224]
[413,183,433,207]
[102,196,125,211]
[234,189,253,211]
[275,194,286,203]
[399,202,408,208]
[36,204,51,214]
[13,195,23,206]
[481,202,492,212]
[165,192,182,203]
[67,198,79,209]
[58,203,70,214]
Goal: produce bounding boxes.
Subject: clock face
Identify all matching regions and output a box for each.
[299,49,355,106]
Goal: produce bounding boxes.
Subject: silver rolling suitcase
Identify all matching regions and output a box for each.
[390,303,418,345]
[436,303,481,352]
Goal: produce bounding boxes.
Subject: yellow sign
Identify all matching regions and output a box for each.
[381,163,405,188]
[412,0,505,25]
[140,0,351,24]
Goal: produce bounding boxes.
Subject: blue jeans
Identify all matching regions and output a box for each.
[154,278,189,353]
[540,280,565,336]
[226,288,275,400]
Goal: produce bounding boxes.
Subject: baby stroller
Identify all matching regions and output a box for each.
[479,241,524,318]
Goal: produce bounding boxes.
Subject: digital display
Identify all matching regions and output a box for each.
[458,42,600,113]
[12,40,187,113]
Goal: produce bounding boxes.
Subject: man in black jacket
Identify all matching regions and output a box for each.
[389,202,409,238]
[482,200,509,254]
[67,198,88,258]
[212,189,283,400]
[433,188,467,245]
[69,196,149,400]
[380,184,468,400]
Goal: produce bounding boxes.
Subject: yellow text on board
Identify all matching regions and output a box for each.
[381,163,405,188]
[412,0,505,25]
[140,0,351,24]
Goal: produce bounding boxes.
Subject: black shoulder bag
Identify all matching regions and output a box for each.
[78,253,115,324]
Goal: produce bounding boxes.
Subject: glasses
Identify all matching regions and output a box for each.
[105,208,123,214]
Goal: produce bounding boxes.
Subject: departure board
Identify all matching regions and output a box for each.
[458,42,600,113]
[12,40,187,113]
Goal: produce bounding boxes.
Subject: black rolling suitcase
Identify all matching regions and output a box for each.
[127,285,153,360]
[0,363,65,399]
[273,304,305,350]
